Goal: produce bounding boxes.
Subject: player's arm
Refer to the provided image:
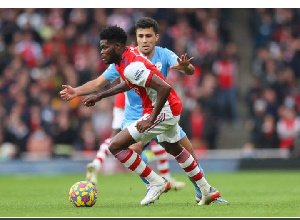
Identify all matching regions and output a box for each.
[82,81,130,107]
[60,75,110,101]
[147,74,171,122]
[170,53,195,75]
[136,74,171,133]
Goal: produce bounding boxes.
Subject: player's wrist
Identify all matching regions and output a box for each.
[147,117,155,124]
[96,94,103,101]
[73,88,79,97]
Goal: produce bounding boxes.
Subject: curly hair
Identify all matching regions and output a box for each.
[100,25,127,45]
[135,17,159,34]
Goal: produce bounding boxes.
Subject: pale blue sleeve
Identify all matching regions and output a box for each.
[102,64,120,82]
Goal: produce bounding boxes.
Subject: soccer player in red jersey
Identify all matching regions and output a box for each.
[81,25,221,206]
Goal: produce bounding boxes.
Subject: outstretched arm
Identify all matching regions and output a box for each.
[82,81,130,107]
[136,74,171,133]
[60,75,111,101]
[170,53,195,75]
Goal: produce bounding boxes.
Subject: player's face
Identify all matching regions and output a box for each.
[99,40,117,64]
[136,27,159,57]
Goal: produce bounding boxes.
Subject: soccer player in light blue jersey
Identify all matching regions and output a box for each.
[60,17,228,204]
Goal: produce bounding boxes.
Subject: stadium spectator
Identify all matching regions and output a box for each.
[261,114,279,149]
[14,30,43,68]
[16,8,44,33]
[276,105,300,155]
[52,112,77,158]
[195,73,220,149]
[26,126,52,160]
[246,98,267,148]
[212,45,239,124]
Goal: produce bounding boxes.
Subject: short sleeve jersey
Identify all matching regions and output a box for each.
[114,46,182,117]
[102,46,179,120]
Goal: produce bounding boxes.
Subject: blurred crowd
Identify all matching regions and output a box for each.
[244,8,300,158]
[0,8,299,161]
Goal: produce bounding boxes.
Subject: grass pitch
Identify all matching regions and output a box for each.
[0,170,299,217]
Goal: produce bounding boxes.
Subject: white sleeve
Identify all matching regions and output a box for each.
[124,61,151,87]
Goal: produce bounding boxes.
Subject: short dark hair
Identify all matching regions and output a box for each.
[135,17,159,34]
[100,25,127,45]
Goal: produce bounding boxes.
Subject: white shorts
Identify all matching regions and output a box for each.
[112,107,125,129]
[127,112,181,144]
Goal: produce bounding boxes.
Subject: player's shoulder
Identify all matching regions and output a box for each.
[127,46,148,60]
[155,46,176,55]
[126,61,146,72]
[124,60,149,83]
[128,45,142,55]
[154,46,177,61]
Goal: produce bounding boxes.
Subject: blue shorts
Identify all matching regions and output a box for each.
[121,119,186,150]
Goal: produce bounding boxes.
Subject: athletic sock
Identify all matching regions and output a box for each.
[189,163,205,197]
[150,141,172,181]
[113,148,164,185]
[92,138,112,171]
[175,148,211,193]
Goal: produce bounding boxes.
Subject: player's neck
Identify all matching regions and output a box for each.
[146,47,156,60]
[115,47,127,66]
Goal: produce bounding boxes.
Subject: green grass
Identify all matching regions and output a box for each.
[0,170,299,217]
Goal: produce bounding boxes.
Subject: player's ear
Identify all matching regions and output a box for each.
[114,43,122,52]
[155,34,159,42]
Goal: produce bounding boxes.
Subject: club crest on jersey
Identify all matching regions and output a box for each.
[135,69,144,80]
[155,62,162,71]
[121,56,128,67]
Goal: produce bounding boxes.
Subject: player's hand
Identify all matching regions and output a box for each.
[170,53,194,71]
[136,119,153,133]
[82,95,101,107]
[60,85,77,101]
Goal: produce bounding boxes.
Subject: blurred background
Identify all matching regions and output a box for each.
[0,8,300,174]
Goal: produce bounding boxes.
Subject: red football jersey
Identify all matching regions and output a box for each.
[115,46,182,117]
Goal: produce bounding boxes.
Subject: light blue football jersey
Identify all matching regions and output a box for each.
[102,46,178,122]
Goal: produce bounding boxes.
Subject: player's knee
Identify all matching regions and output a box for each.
[162,142,183,157]
[129,142,143,155]
[108,139,121,155]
